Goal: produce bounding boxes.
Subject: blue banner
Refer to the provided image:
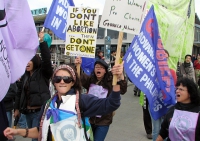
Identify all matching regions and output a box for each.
[81,57,95,75]
[124,6,176,120]
[44,0,75,40]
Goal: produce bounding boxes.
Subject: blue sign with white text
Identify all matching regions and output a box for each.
[44,0,75,40]
[124,6,176,120]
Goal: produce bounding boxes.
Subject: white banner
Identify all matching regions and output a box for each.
[100,0,148,35]
[65,7,99,58]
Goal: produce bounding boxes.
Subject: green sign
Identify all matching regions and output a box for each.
[31,7,47,16]
[147,0,195,70]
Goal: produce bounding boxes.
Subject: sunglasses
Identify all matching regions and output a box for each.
[53,76,73,83]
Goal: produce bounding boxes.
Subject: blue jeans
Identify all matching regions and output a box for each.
[6,111,12,127]
[149,107,167,141]
[26,111,40,141]
[17,114,27,128]
[92,125,109,141]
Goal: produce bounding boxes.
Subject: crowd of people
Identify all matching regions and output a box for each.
[0,32,200,141]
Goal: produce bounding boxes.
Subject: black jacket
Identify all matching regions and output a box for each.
[0,101,9,141]
[159,103,200,141]
[14,41,53,111]
[3,83,17,111]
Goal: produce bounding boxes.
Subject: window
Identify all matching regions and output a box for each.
[97,28,104,39]
[107,29,127,39]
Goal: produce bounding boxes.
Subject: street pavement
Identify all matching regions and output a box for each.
[14,82,151,141]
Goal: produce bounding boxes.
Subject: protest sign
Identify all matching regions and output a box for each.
[100,0,148,85]
[44,0,75,40]
[124,6,176,120]
[0,0,38,101]
[100,0,148,35]
[147,0,195,69]
[65,7,99,58]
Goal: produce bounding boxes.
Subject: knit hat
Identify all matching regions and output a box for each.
[94,59,109,70]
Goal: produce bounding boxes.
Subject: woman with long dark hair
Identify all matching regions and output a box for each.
[75,57,127,141]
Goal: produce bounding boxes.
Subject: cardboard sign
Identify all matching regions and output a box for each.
[100,0,148,35]
[65,7,99,58]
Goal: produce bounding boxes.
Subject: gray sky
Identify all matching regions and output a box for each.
[27,0,200,18]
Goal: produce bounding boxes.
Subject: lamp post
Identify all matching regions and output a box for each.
[104,36,111,68]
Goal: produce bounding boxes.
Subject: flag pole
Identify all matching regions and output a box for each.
[112,31,123,85]
[38,27,45,41]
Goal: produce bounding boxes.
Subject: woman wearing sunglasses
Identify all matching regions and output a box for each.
[156,78,200,141]
[75,57,127,141]
[4,64,122,141]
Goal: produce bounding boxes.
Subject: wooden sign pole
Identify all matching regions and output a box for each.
[112,31,123,85]
[77,63,80,78]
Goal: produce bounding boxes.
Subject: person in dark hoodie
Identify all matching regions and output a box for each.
[3,83,17,127]
[75,57,127,141]
[14,32,53,141]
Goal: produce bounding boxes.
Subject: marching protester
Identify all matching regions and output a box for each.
[95,50,105,61]
[4,64,122,141]
[13,32,53,141]
[75,57,127,141]
[156,78,200,141]
[176,54,195,82]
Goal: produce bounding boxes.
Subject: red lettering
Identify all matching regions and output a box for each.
[158,61,168,66]
[157,38,163,49]
[156,50,166,61]
[146,19,154,37]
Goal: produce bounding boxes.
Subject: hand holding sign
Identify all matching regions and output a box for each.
[111,61,125,81]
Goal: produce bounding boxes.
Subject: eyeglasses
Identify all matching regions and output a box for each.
[95,66,105,69]
[53,76,73,83]
[175,87,187,92]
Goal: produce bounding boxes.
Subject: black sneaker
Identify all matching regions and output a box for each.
[147,134,152,139]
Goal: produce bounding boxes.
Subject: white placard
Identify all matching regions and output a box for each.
[100,0,148,35]
[65,7,99,58]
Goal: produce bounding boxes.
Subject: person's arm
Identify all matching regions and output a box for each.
[156,135,164,141]
[39,32,53,79]
[14,78,23,118]
[80,73,91,90]
[3,83,17,101]
[187,67,196,82]
[74,56,91,90]
[80,63,123,117]
[117,73,127,95]
[80,84,121,117]
[4,127,38,140]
